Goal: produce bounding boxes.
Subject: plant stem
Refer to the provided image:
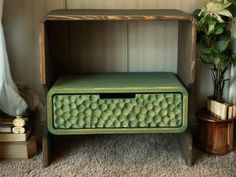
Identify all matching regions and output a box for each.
[211,68,226,102]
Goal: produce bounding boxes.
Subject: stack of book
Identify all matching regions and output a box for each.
[207,100,236,120]
[0,114,37,159]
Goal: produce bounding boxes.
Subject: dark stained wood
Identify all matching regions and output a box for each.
[196,109,235,155]
[42,85,51,167]
[39,23,46,85]
[176,128,193,166]
[39,9,197,166]
[177,20,196,88]
[46,21,70,86]
[68,21,128,73]
[42,131,50,167]
[39,9,196,86]
[42,9,193,22]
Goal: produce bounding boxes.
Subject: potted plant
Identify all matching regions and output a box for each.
[193,0,236,120]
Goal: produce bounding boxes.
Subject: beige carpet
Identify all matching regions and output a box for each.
[0,134,236,177]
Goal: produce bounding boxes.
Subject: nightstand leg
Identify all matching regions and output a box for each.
[176,129,193,166]
[42,130,51,167]
[42,85,51,167]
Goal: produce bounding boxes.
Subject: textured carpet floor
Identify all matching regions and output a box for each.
[0,134,236,177]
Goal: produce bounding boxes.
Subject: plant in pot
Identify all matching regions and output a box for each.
[193,0,236,120]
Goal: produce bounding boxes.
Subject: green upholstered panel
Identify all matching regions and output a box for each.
[47,72,188,135]
[53,93,182,128]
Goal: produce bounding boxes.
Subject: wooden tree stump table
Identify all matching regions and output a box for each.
[196,109,235,155]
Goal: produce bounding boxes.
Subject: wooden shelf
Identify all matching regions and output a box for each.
[40,9,196,88]
[42,9,195,22]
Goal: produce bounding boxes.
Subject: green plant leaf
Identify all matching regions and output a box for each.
[198,54,214,64]
[229,0,236,6]
[201,47,212,54]
[193,9,202,19]
[198,9,205,17]
[215,23,227,34]
[210,47,220,56]
[219,53,229,61]
[207,1,231,11]
[215,14,225,22]
[195,0,234,73]
[202,1,233,22]
[217,9,233,18]
[215,27,224,34]
[216,38,230,52]
[220,60,230,71]
[230,0,236,5]
[207,20,217,35]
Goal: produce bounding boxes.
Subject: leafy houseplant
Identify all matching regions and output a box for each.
[193,0,236,103]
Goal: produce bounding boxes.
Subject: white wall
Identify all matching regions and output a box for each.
[67,0,201,11]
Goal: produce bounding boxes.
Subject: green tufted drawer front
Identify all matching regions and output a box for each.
[47,73,188,135]
[53,93,183,129]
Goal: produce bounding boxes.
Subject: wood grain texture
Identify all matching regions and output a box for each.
[128,21,178,72]
[39,23,46,85]
[176,129,193,166]
[42,131,50,167]
[177,20,196,88]
[45,21,70,81]
[68,21,128,73]
[34,0,66,87]
[197,109,235,155]
[40,9,195,85]
[41,20,128,84]
[43,9,193,21]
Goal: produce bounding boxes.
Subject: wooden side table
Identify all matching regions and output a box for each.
[196,109,235,155]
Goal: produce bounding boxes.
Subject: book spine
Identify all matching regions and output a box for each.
[233,106,236,119]
[220,104,227,120]
[228,106,233,119]
[215,101,221,118]
[0,136,37,159]
[207,100,235,120]
[0,126,12,133]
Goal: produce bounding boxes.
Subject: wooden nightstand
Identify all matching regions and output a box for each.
[196,109,235,155]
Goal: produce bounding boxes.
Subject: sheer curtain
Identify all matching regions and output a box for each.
[0,0,27,116]
[229,65,236,104]
[229,17,236,105]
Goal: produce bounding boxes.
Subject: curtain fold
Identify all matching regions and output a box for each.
[0,0,27,116]
[229,16,236,105]
[229,64,236,104]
